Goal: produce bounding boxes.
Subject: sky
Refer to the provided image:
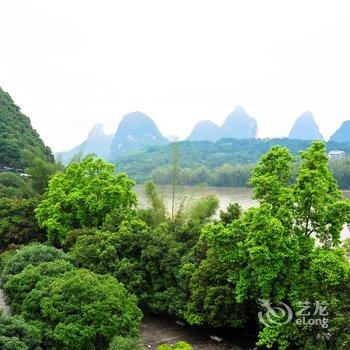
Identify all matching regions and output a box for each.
[1,0,350,152]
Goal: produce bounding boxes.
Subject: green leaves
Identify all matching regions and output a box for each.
[1,244,142,350]
[0,87,54,168]
[157,341,193,350]
[35,156,137,245]
[204,141,350,349]
[0,314,41,350]
[33,270,142,349]
[0,197,45,252]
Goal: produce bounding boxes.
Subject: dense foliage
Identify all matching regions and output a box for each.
[0,173,33,199]
[0,87,54,168]
[35,156,137,245]
[204,142,350,349]
[0,197,45,252]
[1,142,350,349]
[1,244,142,350]
[1,243,68,282]
[0,314,41,350]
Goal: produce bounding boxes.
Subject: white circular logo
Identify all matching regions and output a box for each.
[258,299,293,328]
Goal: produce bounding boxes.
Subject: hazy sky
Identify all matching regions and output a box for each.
[1,0,350,152]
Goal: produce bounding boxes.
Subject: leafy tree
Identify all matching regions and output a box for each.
[0,197,45,252]
[184,249,246,328]
[0,139,22,167]
[257,247,350,350]
[292,142,350,244]
[22,269,142,350]
[204,141,350,349]
[35,156,137,245]
[187,194,219,224]
[0,314,41,350]
[219,202,241,225]
[70,220,151,299]
[136,182,167,228]
[1,243,67,282]
[205,204,302,304]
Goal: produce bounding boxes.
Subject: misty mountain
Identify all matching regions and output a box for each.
[221,106,258,139]
[109,111,168,161]
[55,123,112,164]
[187,120,222,141]
[288,111,323,140]
[330,120,350,144]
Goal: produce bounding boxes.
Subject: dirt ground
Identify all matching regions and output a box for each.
[141,314,255,350]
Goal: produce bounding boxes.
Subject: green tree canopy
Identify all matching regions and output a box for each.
[22,269,142,350]
[70,219,151,299]
[35,156,137,245]
[0,197,46,252]
[204,141,350,349]
[1,243,67,282]
[0,314,41,350]
[4,259,74,314]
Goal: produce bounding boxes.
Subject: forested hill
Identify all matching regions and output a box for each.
[0,88,54,168]
[114,138,350,186]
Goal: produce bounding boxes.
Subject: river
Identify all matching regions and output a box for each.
[134,185,350,240]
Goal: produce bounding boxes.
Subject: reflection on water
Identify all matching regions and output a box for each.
[134,185,350,240]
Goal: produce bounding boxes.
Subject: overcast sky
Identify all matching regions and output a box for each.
[1,0,350,152]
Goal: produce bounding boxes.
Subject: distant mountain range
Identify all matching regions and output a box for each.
[56,107,350,164]
[187,106,257,142]
[109,112,168,161]
[56,112,168,164]
[288,111,324,141]
[55,123,113,164]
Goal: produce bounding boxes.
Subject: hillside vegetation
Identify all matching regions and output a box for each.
[114,138,350,187]
[0,88,54,168]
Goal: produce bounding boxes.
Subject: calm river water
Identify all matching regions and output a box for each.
[134,185,350,240]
